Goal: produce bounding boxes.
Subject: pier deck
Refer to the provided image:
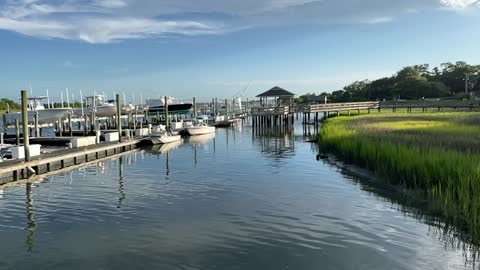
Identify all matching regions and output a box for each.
[0,138,143,185]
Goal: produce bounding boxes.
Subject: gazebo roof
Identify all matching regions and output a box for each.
[256,86,295,98]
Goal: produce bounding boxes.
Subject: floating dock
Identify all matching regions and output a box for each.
[0,139,141,185]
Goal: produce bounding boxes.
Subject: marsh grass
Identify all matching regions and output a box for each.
[317,112,480,244]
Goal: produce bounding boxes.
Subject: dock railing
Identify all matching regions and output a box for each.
[304,101,380,113]
[379,100,480,109]
[251,106,290,116]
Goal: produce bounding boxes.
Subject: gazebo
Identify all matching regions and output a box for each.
[256,86,295,108]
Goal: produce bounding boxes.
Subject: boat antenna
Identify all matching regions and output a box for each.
[61,91,65,108]
[66,88,71,108]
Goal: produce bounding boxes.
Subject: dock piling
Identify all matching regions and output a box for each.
[68,113,73,137]
[164,96,169,129]
[116,94,122,143]
[193,97,197,118]
[21,90,31,162]
[15,119,20,146]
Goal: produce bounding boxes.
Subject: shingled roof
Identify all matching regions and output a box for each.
[256,86,295,97]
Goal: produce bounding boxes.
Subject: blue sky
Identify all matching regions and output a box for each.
[0,0,479,102]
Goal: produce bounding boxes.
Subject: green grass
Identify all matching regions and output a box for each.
[317,112,480,244]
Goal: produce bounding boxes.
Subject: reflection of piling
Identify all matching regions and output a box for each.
[26,182,36,252]
[166,151,170,176]
[21,90,30,162]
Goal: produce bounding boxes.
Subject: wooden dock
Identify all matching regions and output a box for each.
[0,139,142,185]
[251,106,294,127]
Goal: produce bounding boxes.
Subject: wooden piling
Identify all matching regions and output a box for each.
[21,90,30,162]
[193,97,197,118]
[15,119,20,146]
[34,112,39,138]
[116,94,122,143]
[68,113,73,137]
[84,115,88,136]
[164,96,169,129]
[58,118,63,137]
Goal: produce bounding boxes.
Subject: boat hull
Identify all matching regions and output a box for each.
[185,126,216,136]
[4,109,71,124]
[148,103,193,115]
[73,105,117,118]
[149,133,182,145]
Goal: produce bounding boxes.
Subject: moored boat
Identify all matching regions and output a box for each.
[148,131,182,145]
[185,122,216,136]
[3,97,71,124]
[146,97,192,115]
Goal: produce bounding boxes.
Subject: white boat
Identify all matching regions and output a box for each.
[3,96,71,124]
[148,131,182,145]
[73,95,116,117]
[185,122,216,136]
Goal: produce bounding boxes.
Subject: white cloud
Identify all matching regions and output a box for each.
[0,0,478,44]
[366,17,393,24]
[440,0,480,8]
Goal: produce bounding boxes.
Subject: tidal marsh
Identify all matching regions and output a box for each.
[317,112,480,244]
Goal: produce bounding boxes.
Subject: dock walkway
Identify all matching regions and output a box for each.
[0,138,143,184]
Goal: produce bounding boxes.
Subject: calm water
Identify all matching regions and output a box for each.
[0,121,476,269]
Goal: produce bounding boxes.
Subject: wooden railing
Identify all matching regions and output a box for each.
[304,101,380,113]
[251,106,290,115]
[379,100,480,108]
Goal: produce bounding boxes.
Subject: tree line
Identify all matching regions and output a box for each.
[297,61,480,103]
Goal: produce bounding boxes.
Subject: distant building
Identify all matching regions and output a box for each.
[256,86,295,107]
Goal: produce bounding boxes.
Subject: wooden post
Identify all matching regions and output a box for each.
[15,119,20,146]
[164,96,169,130]
[88,111,93,133]
[2,114,7,134]
[84,115,88,135]
[21,90,30,162]
[225,99,228,117]
[134,107,137,133]
[34,112,39,137]
[116,94,122,143]
[58,118,63,137]
[68,113,73,137]
[193,97,197,118]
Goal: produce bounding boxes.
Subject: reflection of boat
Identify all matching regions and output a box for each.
[148,132,182,145]
[185,122,215,136]
[3,97,71,124]
[146,97,192,115]
[145,140,182,154]
[185,132,215,145]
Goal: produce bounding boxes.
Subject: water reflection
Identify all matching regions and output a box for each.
[252,125,295,159]
[118,156,125,208]
[1,120,480,269]
[313,146,480,266]
[25,182,36,252]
